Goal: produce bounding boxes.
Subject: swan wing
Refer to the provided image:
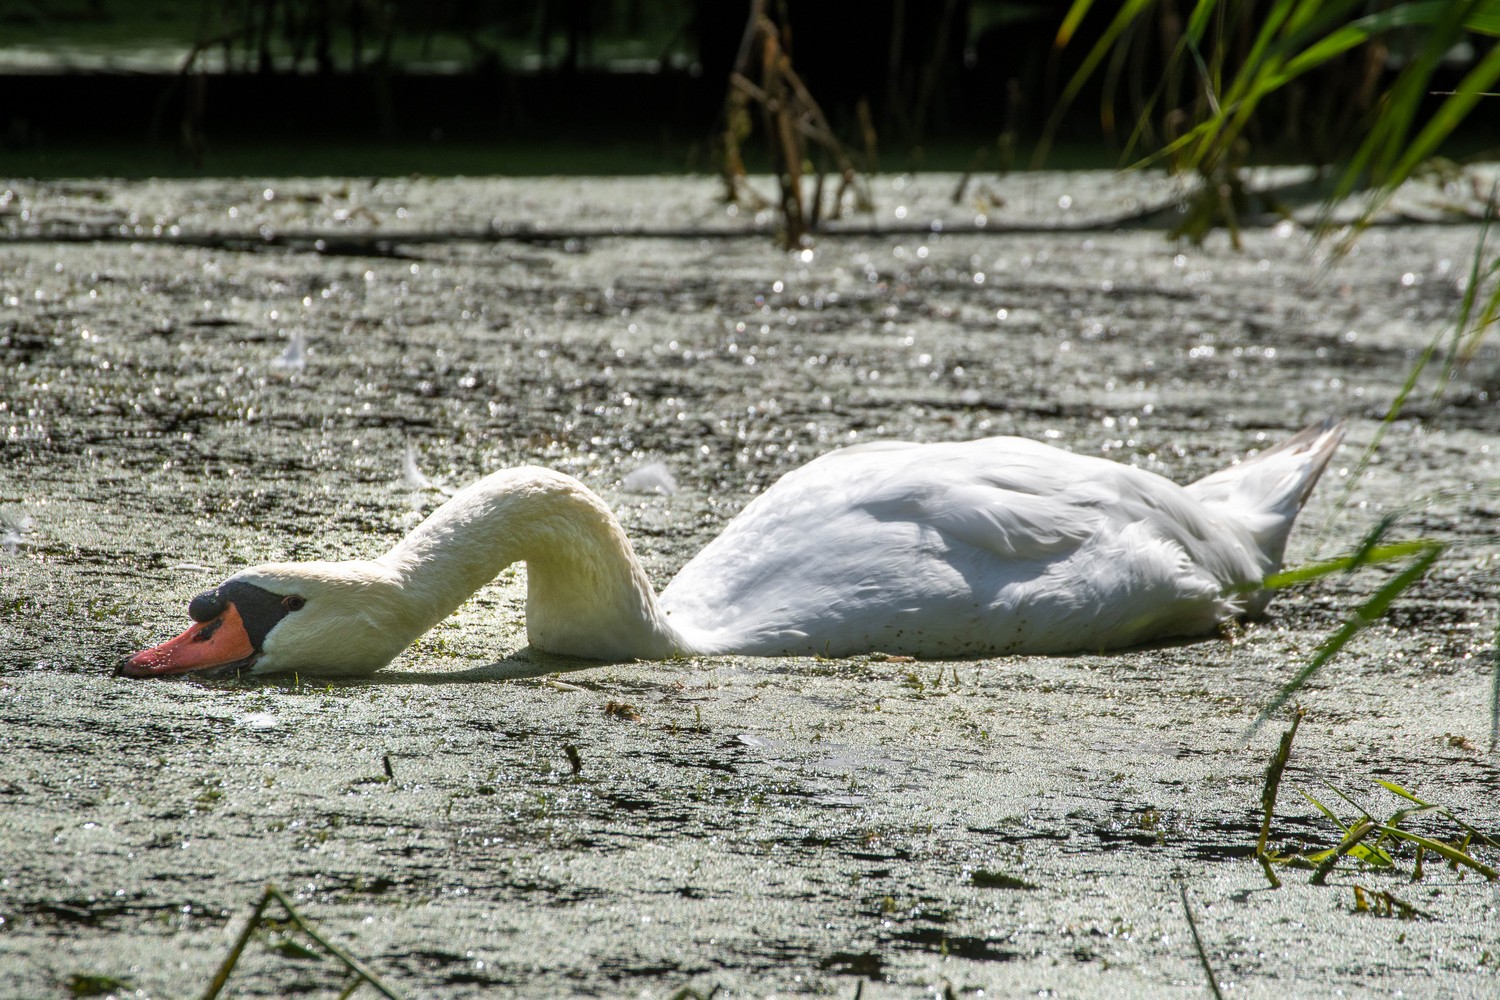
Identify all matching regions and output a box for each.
[660,438,1261,656]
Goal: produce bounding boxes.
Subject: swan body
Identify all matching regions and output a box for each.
[122,422,1343,678]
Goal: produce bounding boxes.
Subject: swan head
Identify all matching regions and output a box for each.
[120,561,410,679]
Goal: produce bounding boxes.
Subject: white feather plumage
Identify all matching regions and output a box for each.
[134,422,1344,676]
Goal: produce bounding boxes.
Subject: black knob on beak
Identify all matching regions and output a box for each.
[188,589,227,623]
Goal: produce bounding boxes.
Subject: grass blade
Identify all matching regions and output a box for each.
[1255,536,1433,591]
[1258,708,1304,856]
[201,885,407,1000]
[1311,817,1379,884]
[200,889,275,1000]
[1321,192,1499,554]
[1179,885,1226,1000]
[1255,708,1305,887]
[1491,613,1499,752]
[1375,826,1500,881]
[1301,790,1349,832]
[1436,182,1498,399]
[1330,0,1499,213]
[1318,341,1441,550]
[1250,541,1445,732]
[1375,39,1500,192]
[1054,0,1097,49]
[268,886,407,1000]
[1040,0,1164,165]
[1374,780,1433,808]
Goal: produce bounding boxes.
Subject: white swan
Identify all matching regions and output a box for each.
[121,421,1344,678]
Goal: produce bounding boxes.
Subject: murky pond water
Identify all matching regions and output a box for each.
[1,173,1497,998]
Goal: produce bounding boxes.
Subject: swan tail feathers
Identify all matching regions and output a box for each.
[1186,418,1345,576]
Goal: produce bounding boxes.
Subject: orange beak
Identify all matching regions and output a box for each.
[119,604,258,678]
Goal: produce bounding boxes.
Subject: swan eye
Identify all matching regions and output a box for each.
[282,595,306,612]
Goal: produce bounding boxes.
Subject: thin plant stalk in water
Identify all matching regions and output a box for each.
[1305,195,1500,746]
[1179,884,1225,1000]
[1237,529,1447,735]
[201,884,406,1000]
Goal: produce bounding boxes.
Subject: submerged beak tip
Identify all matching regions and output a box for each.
[116,646,168,678]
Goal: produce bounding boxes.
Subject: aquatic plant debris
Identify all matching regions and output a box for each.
[66,973,135,997]
[1255,710,1497,889]
[201,884,406,1000]
[1352,885,1435,920]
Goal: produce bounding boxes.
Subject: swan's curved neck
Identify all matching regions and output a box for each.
[374,467,692,660]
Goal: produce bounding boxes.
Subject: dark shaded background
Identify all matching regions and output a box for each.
[2,0,1496,175]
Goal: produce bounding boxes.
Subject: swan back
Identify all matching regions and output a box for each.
[659,436,1304,657]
